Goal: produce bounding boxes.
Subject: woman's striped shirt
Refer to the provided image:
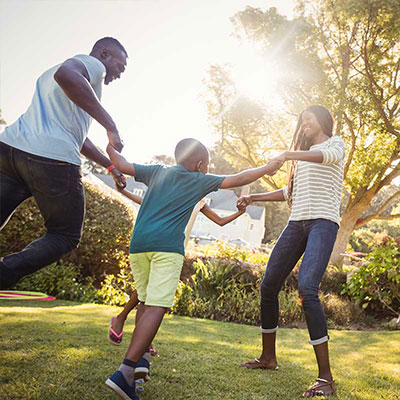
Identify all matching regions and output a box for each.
[283,136,345,226]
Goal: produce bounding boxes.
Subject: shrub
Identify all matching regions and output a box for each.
[98,262,135,306]
[342,236,400,317]
[349,228,388,253]
[14,262,100,303]
[0,178,135,282]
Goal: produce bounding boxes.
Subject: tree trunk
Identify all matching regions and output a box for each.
[330,204,368,267]
[330,217,357,267]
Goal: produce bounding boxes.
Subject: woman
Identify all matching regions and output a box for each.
[238,105,345,397]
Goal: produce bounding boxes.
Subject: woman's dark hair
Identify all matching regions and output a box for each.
[286,105,334,206]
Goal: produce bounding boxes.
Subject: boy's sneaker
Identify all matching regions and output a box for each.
[105,371,139,400]
[134,355,151,382]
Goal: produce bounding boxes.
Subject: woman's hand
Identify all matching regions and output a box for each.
[270,151,287,163]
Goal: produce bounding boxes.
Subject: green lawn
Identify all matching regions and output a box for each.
[0,301,399,400]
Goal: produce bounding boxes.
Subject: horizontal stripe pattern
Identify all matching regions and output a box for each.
[288,136,345,225]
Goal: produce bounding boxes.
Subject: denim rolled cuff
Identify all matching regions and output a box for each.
[260,326,278,333]
[309,335,329,346]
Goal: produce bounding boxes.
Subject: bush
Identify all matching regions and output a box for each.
[14,262,100,303]
[349,228,388,253]
[98,262,135,306]
[342,236,400,317]
[0,178,135,282]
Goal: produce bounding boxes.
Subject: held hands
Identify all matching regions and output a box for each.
[237,195,252,211]
[107,129,124,153]
[110,168,127,190]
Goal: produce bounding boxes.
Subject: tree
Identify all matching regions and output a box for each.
[149,154,175,166]
[205,0,400,265]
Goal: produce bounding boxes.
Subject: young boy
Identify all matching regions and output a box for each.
[108,187,246,349]
[105,138,282,400]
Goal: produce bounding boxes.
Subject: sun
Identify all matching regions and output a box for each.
[230,45,280,105]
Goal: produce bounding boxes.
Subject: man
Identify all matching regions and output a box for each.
[0,37,128,289]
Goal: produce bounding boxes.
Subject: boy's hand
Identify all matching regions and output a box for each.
[110,168,126,189]
[265,160,284,176]
[237,195,252,210]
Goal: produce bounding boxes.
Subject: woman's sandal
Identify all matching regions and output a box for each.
[239,358,279,370]
[303,378,337,397]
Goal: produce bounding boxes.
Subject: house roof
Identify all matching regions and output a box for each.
[93,174,264,220]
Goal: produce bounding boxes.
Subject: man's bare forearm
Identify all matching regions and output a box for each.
[81,138,112,168]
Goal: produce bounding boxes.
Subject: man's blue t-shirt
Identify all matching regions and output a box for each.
[0,54,105,166]
[129,164,226,256]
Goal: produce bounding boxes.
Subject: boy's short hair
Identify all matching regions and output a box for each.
[174,138,208,164]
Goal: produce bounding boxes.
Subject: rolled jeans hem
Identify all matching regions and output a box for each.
[260,326,278,333]
[309,335,329,345]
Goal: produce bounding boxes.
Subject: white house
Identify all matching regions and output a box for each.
[191,189,265,248]
[93,173,265,248]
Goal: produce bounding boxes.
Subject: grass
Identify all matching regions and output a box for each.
[0,300,399,400]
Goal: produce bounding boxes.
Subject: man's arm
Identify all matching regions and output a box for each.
[200,204,245,226]
[81,138,126,188]
[54,58,123,152]
[106,144,136,176]
[220,160,283,189]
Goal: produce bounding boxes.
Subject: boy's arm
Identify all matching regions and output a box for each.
[220,160,283,189]
[117,188,143,205]
[106,144,136,176]
[237,190,286,209]
[200,204,245,226]
[81,138,126,188]
[54,58,123,152]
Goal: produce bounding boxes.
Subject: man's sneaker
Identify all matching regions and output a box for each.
[134,355,151,382]
[105,370,139,400]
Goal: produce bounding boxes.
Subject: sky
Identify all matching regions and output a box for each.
[0,0,294,163]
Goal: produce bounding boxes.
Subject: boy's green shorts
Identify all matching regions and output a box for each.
[129,252,184,308]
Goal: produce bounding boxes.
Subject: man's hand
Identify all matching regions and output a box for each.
[107,129,124,153]
[237,195,252,211]
[110,168,126,189]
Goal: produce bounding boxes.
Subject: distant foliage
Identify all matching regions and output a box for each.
[189,241,270,265]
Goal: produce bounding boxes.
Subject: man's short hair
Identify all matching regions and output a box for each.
[92,37,128,57]
[174,138,208,164]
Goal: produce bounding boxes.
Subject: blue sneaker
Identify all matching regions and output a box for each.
[134,355,151,382]
[105,370,139,400]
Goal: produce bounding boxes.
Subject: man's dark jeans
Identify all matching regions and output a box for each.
[0,141,85,288]
[260,219,338,345]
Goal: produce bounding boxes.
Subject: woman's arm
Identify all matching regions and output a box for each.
[117,188,143,205]
[200,204,245,226]
[237,189,286,209]
[273,150,323,163]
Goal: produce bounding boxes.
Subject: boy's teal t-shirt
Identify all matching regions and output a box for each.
[129,164,225,256]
